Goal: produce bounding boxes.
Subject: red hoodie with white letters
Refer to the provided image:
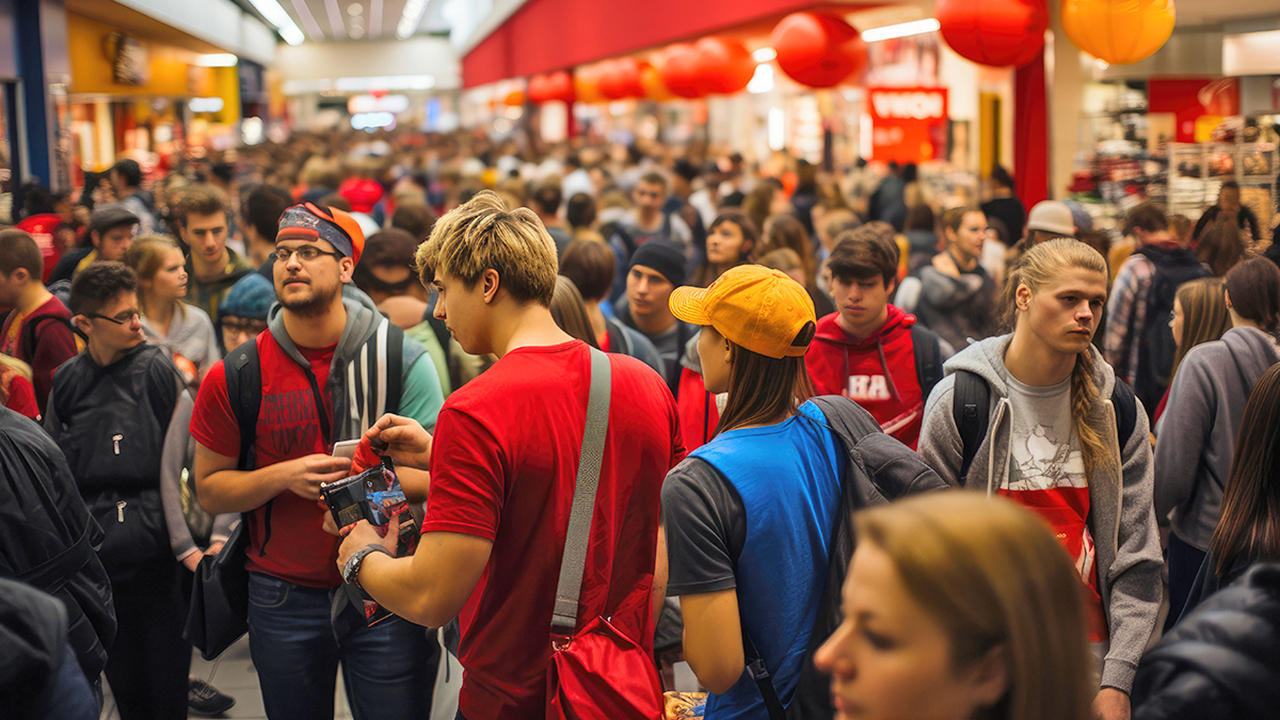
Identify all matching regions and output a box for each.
[805,305,926,449]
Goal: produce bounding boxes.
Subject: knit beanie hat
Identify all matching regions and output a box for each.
[218,273,275,321]
[627,239,687,286]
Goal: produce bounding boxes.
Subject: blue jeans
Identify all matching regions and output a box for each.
[247,571,438,720]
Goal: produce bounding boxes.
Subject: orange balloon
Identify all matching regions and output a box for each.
[694,37,755,95]
[574,64,607,103]
[503,89,524,107]
[640,63,675,101]
[1062,0,1175,65]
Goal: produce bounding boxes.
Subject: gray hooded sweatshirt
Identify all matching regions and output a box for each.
[1153,326,1280,550]
[919,335,1162,694]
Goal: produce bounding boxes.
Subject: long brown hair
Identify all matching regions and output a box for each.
[714,324,816,435]
[1005,239,1112,477]
[852,493,1093,720]
[549,275,599,349]
[694,211,759,287]
[1211,362,1280,576]
[123,234,185,321]
[1195,222,1245,277]
[1224,255,1280,339]
[759,213,815,286]
[1171,277,1230,380]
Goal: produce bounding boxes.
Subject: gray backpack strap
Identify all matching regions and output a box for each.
[551,347,613,640]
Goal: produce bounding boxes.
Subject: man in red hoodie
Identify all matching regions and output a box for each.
[806,227,944,449]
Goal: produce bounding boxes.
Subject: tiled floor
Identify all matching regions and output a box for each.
[99,637,355,720]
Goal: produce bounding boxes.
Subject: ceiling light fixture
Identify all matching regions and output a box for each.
[246,0,309,45]
[860,18,941,43]
[397,0,428,40]
[752,47,777,63]
[325,0,347,39]
[195,53,238,67]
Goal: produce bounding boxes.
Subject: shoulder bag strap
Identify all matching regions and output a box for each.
[953,369,990,480]
[550,346,612,641]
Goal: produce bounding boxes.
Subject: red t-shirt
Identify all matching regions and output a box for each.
[1,295,77,414]
[422,340,683,720]
[190,333,342,587]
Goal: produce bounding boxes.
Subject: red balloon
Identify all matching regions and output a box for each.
[546,71,575,103]
[528,74,551,104]
[771,12,868,88]
[936,0,1048,67]
[659,43,708,99]
[694,37,755,95]
[599,58,645,100]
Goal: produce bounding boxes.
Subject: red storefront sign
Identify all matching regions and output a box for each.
[867,87,948,164]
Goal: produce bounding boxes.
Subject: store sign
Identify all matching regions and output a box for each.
[111,34,147,87]
[867,87,948,163]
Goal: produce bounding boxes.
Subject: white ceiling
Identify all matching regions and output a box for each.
[275,0,448,42]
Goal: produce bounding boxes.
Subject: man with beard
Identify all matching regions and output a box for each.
[188,202,444,720]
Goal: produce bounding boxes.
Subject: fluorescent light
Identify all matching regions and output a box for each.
[246,0,309,45]
[397,0,427,39]
[747,64,774,94]
[333,75,436,92]
[195,53,238,67]
[861,18,940,43]
[752,47,776,63]
[189,97,225,113]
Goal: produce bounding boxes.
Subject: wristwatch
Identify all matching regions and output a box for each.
[342,544,391,587]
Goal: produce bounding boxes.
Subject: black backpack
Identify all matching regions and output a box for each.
[737,395,948,719]
[910,323,944,406]
[952,369,1138,480]
[1128,246,1210,412]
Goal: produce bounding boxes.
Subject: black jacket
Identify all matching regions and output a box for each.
[1132,563,1280,720]
[0,407,116,684]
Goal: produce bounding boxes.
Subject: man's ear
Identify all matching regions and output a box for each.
[91,231,102,250]
[886,276,897,296]
[339,257,355,284]
[10,268,29,285]
[72,314,92,338]
[481,268,501,304]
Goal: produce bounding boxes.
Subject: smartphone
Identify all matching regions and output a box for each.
[332,439,360,460]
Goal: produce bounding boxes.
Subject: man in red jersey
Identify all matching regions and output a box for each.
[337,190,684,720]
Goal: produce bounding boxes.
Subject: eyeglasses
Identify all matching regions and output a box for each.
[85,310,140,325]
[271,247,344,263]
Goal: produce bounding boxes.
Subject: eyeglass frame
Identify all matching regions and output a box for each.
[83,310,141,325]
[270,246,345,264]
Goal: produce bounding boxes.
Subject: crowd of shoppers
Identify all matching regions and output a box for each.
[1,128,1279,720]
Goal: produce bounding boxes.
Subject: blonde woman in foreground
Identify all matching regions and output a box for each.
[815,492,1093,720]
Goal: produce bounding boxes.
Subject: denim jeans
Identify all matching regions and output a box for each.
[247,571,438,720]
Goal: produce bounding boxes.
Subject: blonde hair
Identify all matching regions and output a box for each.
[1004,239,1111,476]
[1171,277,1230,380]
[856,492,1092,720]
[123,235,184,320]
[414,190,558,306]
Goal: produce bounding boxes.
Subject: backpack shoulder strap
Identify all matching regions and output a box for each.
[384,321,404,416]
[1110,377,1137,448]
[222,339,261,471]
[953,369,990,481]
[20,313,71,358]
[910,324,943,404]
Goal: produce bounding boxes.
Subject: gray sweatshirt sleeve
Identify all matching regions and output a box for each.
[1101,400,1164,693]
[1152,353,1212,527]
[161,390,200,563]
[918,375,964,487]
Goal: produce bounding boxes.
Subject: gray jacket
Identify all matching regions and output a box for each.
[919,335,1162,694]
[603,315,665,378]
[1153,326,1280,550]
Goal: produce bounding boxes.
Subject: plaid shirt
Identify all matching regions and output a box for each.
[1104,253,1156,381]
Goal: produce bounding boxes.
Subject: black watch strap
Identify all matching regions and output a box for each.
[343,543,391,586]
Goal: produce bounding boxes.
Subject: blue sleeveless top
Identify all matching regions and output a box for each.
[690,401,845,719]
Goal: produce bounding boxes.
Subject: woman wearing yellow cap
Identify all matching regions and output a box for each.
[660,264,942,718]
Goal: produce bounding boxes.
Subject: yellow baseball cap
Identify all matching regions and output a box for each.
[670,265,816,359]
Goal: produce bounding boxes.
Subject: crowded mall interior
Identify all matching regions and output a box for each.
[1,0,1279,719]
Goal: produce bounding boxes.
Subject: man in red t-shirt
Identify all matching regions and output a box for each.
[190,202,442,720]
[0,229,79,415]
[805,228,943,449]
[337,190,684,720]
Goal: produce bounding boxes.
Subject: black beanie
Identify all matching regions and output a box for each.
[628,239,687,286]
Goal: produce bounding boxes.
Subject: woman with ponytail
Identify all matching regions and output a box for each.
[1154,255,1280,630]
[919,239,1162,720]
